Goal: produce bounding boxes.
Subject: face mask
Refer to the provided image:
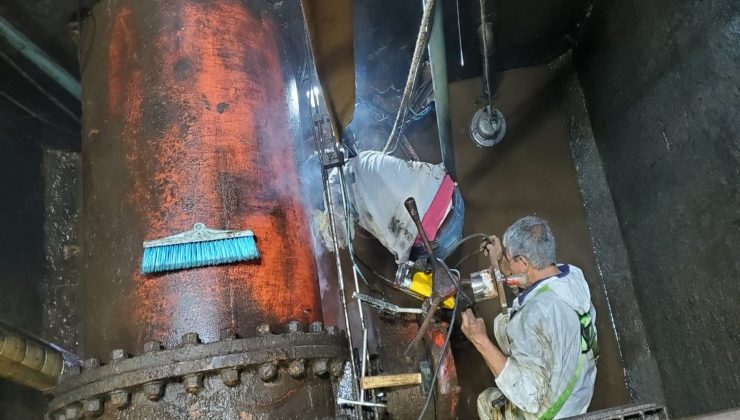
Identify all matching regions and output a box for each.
[504,273,530,289]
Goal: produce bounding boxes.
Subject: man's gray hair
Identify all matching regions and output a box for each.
[502,216,556,270]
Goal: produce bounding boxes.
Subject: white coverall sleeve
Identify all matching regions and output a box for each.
[494,308,553,414]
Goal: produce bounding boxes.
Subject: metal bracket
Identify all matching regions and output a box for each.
[419,361,432,395]
[353,293,423,315]
[336,398,387,408]
[313,114,344,169]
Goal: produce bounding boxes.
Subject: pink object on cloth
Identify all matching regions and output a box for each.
[416,174,455,243]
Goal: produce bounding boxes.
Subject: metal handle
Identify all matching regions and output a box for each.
[404,197,436,259]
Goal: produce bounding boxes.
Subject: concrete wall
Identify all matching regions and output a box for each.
[576,0,740,416]
[0,136,45,420]
[0,44,80,420]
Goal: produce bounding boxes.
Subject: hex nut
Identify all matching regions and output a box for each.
[83,358,100,369]
[61,365,82,380]
[326,326,340,335]
[144,381,165,401]
[111,349,128,361]
[256,324,272,336]
[329,359,345,378]
[181,332,200,345]
[220,368,240,387]
[311,358,329,377]
[286,321,302,333]
[259,362,278,382]
[219,328,236,340]
[309,321,324,333]
[65,405,82,420]
[110,390,130,410]
[82,398,103,416]
[143,340,162,353]
[183,373,203,394]
[288,359,306,378]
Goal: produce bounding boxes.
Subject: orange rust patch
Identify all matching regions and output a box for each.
[107,6,134,115]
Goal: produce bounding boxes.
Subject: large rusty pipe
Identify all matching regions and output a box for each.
[80,0,322,358]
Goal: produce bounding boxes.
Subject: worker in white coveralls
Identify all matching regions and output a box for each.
[461,216,599,420]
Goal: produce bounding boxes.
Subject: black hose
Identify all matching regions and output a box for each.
[417,258,462,420]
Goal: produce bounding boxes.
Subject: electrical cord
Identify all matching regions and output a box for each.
[417,258,462,420]
[438,258,473,308]
[453,249,482,269]
[351,255,390,300]
[446,233,490,258]
[354,254,396,286]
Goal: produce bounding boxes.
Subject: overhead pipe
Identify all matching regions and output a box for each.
[0,15,81,99]
[427,0,457,179]
[381,0,436,158]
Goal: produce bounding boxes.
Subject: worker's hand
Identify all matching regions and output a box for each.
[481,235,504,261]
[461,309,488,347]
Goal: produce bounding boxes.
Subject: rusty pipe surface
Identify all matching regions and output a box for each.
[0,329,63,391]
[80,0,322,358]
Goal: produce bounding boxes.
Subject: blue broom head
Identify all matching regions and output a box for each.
[141,223,259,274]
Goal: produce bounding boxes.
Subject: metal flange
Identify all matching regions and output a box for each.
[49,322,347,416]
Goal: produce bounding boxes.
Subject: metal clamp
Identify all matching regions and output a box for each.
[353,293,423,315]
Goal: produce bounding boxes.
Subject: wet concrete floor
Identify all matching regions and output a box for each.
[447,64,630,416]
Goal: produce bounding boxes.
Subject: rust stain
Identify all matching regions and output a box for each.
[427,325,461,416]
[107,6,134,115]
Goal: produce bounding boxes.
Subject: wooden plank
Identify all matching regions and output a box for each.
[360,373,422,390]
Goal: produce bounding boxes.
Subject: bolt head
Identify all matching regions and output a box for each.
[311,358,329,376]
[219,328,236,340]
[220,368,240,387]
[144,340,162,353]
[83,358,100,369]
[110,390,130,410]
[111,349,128,361]
[183,374,203,394]
[82,398,103,416]
[61,365,82,380]
[288,359,306,378]
[181,332,200,345]
[256,324,272,336]
[65,405,82,420]
[144,381,164,401]
[326,326,340,335]
[258,362,278,382]
[286,321,302,333]
[329,359,345,378]
[309,321,324,333]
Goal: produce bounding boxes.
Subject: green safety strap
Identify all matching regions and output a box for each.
[526,283,596,420]
[539,352,586,420]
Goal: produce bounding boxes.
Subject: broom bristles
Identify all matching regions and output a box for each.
[141,236,259,274]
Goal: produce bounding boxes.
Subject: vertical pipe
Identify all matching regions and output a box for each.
[80,0,323,357]
[428,0,457,179]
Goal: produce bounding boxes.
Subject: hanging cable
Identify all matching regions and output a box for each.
[417,258,463,420]
[381,0,436,156]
